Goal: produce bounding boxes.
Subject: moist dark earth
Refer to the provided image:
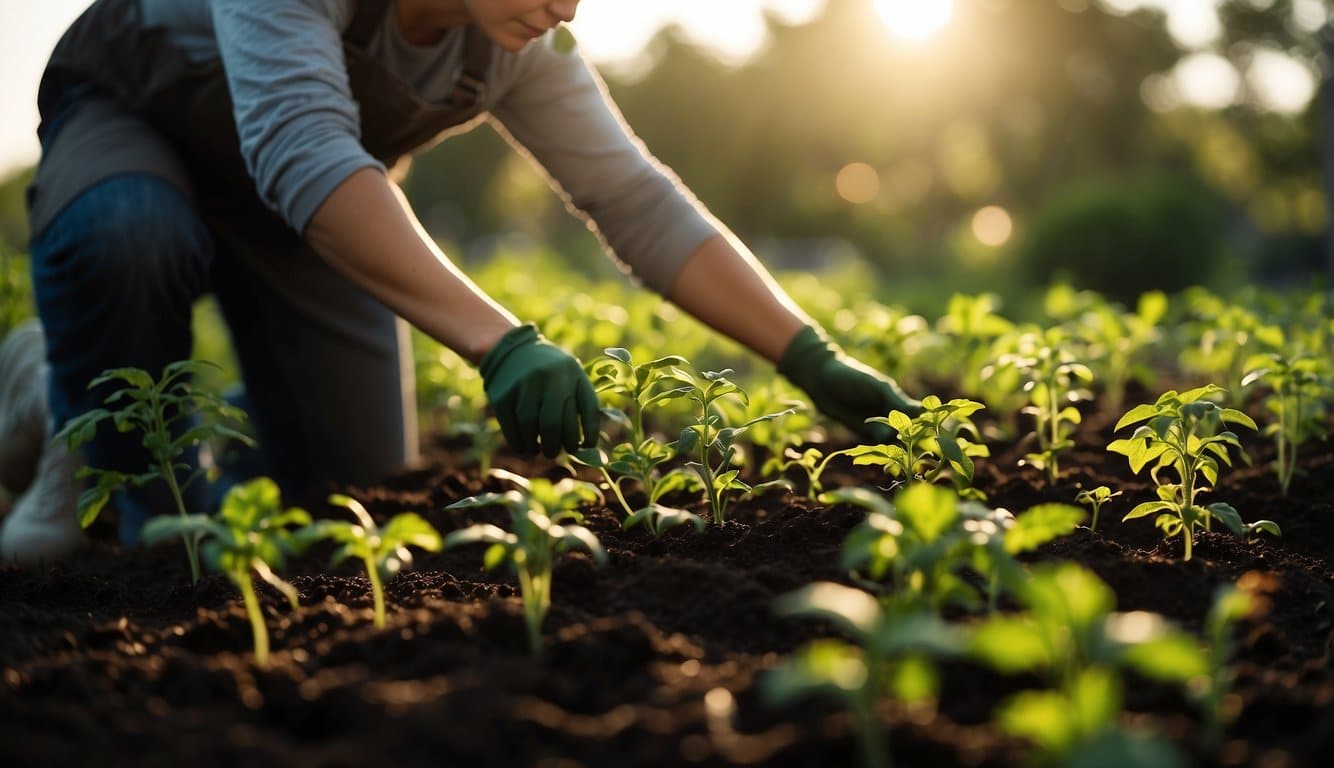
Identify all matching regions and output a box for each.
[2,403,1331,768]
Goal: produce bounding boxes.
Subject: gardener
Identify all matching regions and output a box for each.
[0,0,919,565]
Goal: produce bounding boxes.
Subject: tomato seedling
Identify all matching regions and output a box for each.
[444,469,607,656]
[141,477,310,666]
[1074,485,1121,532]
[55,360,255,583]
[1241,352,1332,496]
[970,563,1199,768]
[305,494,443,629]
[1108,385,1278,561]
[764,582,965,768]
[840,396,989,494]
[992,327,1094,483]
[674,369,793,525]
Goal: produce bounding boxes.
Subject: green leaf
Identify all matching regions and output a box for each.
[1246,519,1282,537]
[1119,630,1209,682]
[1115,403,1160,431]
[1206,503,1244,536]
[603,347,631,363]
[773,582,881,640]
[1123,501,1173,521]
[893,483,958,543]
[1005,504,1085,554]
[970,616,1050,673]
[998,690,1077,753]
[761,640,866,706]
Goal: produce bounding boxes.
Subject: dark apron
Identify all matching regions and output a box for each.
[30,0,493,237]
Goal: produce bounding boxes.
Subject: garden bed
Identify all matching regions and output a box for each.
[2,406,1331,768]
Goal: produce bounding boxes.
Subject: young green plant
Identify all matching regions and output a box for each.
[55,360,255,583]
[140,477,309,666]
[992,327,1094,482]
[764,582,965,768]
[675,369,793,525]
[573,348,695,519]
[444,469,607,656]
[306,494,443,629]
[970,563,1200,768]
[1074,485,1121,532]
[840,396,989,494]
[1241,352,1332,495]
[828,482,1082,613]
[1108,385,1279,561]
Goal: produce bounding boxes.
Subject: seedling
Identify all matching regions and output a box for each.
[970,563,1199,767]
[992,327,1094,482]
[140,477,310,666]
[1189,574,1271,748]
[622,503,706,538]
[1044,285,1166,416]
[1074,485,1121,532]
[767,446,851,500]
[1241,352,1333,495]
[840,396,989,493]
[764,582,965,768]
[55,360,255,583]
[573,348,694,518]
[1179,291,1283,408]
[829,483,1082,613]
[675,369,793,525]
[1108,385,1278,561]
[305,495,443,629]
[444,469,607,656]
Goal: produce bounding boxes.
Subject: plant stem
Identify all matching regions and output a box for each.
[161,458,201,584]
[365,556,386,629]
[519,566,550,657]
[237,570,269,666]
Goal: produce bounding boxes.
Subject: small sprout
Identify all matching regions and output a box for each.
[445,469,607,656]
[1074,485,1121,532]
[991,327,1094,483]
[827,483,1082,614]
[305,495,443,629]
[674,369,793,525]
[1108,385,1277,561]
[971,563,1198,767]
[622,503,705,538]
[764,582,965,768]
[843,396,989,493]
[573,348,694,519]
[140,477,310,666]
[1241,352,1332,496]
[55,360,255,583]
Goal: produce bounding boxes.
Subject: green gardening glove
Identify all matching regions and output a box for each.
[478,324,601,458]
[778,325,922,443]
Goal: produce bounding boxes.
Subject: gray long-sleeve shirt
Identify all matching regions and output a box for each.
[137,0,719,293]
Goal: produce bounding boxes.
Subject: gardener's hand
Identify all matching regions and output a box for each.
[778,325,922,443]
[478,324,600,458]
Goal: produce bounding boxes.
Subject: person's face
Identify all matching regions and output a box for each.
[465,0,580,52]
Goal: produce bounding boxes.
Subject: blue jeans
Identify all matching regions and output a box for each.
[30,107,417,545]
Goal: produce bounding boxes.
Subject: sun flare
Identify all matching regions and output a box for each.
[874,0,955,42]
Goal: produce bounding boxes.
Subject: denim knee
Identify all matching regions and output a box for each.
[31,174,213,313]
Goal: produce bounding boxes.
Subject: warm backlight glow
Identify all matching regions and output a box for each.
[874,0,955,41]
[972,205,1013,246]
[836,163,881,204]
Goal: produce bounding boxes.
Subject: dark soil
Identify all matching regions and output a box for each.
[2,409,1331,768]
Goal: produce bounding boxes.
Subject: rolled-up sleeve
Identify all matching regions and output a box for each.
[210,0,384,233]
[489,34,719,294]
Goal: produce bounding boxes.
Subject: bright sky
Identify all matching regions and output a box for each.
[0,0,1322,178]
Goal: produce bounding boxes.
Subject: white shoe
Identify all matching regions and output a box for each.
[1,431,83,565]
[0,320,83,565]
[0,320,49,496]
